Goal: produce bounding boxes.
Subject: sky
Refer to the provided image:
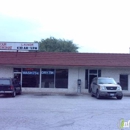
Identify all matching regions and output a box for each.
[0,0,130,53]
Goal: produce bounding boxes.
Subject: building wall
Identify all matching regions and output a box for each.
[68,68,78,93]
[68,68,85,93]
[0,67,13,78]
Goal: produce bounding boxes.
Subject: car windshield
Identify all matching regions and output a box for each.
[98,78,117,84]
[0,79,10,85]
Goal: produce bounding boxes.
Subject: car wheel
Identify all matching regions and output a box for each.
[12,90,16,97]
[116,96,123,100]
[96,90,100,99]
[18,89,22,95]
[91,91,94,97]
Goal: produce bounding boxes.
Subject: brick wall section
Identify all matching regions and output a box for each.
[0,52,130,67]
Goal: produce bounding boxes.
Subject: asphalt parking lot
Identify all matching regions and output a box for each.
[0,93,130,130]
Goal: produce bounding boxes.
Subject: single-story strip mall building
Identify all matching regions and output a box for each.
[0,51,130,95]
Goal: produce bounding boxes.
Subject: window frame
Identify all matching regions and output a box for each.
[119,74,128,90]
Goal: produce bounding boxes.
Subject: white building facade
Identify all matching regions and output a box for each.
[1,66,129,95]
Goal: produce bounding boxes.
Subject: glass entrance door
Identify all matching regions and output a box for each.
[14,68,22,86]
[89,74,97,93]
[85,69,101,93]
[14,73,21,84]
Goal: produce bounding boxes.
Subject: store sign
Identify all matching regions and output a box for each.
[22,71,39,75]
[22,68,40,75]
[41,71,54,75]
[0,42,38,50]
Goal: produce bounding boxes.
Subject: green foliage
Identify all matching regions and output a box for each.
[39,37,79,52]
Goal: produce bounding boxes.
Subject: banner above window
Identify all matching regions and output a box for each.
[0,42,39,50]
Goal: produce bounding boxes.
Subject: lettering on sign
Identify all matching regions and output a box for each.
[21,43,34,46]
[0,43,12,50]
[0,42,38,50]
[22,71,39,75]
[41,71,54,75]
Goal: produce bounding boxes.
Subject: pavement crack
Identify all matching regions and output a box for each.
[57,120,75,127]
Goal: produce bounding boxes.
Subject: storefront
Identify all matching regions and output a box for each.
[13,68,68,89]
[0,51,130,95]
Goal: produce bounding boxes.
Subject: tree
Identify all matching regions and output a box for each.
[39,37,79,52]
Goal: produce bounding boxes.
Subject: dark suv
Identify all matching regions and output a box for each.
[0,78,22,97]
[90,77,123,99]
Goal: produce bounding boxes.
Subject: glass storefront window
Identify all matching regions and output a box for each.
[120,74,128,90]
[14,68,21,72]
[22,68,40,88]
[89,70,97,74]
[14,68,69,88]
[85,70,88,89]
[41,69,54,88]
[55,69,68,88]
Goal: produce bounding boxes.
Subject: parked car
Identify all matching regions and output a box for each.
[90,77,123,99]
[0,78,22,97]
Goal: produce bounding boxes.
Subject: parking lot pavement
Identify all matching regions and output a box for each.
[0,93,130,130]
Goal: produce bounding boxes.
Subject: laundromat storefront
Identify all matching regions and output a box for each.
[14,68,68,88]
